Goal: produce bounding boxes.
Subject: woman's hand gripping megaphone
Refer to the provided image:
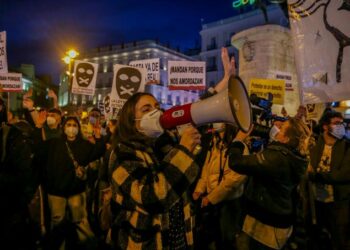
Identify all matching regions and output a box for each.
[178,125,201,154]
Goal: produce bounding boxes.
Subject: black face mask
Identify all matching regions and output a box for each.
[76,63,95,87]
[115,67,142,99]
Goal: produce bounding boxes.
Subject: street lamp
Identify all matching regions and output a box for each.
[67,49,79,59]
[62,49,79,106]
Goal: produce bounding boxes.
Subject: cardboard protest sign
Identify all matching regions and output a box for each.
[0,73,22,92]
[71,60,99,96]
[102,94,116,120]
[249,78,285,105]
[110,64,146,114]
[168,61,206,90]
[0,31,8,74]
[288,0,350,103]
[129,58,160,84]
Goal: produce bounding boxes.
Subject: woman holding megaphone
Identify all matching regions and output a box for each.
[110,92,201,250]
[109,47,236,249]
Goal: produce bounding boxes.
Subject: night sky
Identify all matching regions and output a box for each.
[0,0,241,83]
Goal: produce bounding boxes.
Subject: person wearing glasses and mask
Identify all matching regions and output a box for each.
[110,93,201,250]
[307,110,350,250]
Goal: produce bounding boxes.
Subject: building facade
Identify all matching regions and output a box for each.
[199,4,288,87]
[59,40,200,111]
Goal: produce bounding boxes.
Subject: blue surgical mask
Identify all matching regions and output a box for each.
[89,116,97,125]
[330,124,345,139]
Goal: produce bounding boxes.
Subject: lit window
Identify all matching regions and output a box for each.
[82,95,86,104]
[63,92,68,106]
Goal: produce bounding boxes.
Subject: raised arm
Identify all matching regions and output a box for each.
[214,47,236,93]
[48,89,58,109]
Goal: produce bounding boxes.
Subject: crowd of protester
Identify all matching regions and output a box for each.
[0,47,350,250]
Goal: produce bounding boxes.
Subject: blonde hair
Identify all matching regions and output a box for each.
[285,118,312,156]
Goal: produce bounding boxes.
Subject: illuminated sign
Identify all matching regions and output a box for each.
[232,0,256,8]
[232,0,286,8]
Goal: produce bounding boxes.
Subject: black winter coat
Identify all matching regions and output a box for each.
[0,124,36,216]
[309,135,350,201]
[40,136,105,197]
[228,141,308,228]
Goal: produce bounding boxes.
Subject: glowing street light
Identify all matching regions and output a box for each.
[67,49,79,59]
[62,48,79,89]
[62,56,71,64]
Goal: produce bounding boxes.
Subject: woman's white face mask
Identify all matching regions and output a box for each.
[269,125,280,142]
[136,109,164,138]
[65,126,78,138]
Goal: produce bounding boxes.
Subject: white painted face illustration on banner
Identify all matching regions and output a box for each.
[116,67,142,99]
[76,63,94,87]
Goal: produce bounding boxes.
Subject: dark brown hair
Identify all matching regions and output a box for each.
[109,119,118,127]
[116,92,155,142]
[318,110,343,133]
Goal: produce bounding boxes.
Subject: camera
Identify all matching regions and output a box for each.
[250,93,273,138]
[249,93,288,152]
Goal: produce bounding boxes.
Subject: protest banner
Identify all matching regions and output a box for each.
[101,94,114,120]
[249,78,285,105]
[110,64,146,114]
[0,73,22,92]
[168,61,206,90]
[129,58,160,84]
[0,31,8,74]
[306,103,325,121]
[288,0,350,103]
[71,60,99,96]
[98,101,104,113]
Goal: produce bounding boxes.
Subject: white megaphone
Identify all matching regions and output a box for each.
[159,76,252,132]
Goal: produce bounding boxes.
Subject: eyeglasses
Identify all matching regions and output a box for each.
[330,121,346,126]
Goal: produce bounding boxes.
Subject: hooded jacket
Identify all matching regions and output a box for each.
[228,141,308,228]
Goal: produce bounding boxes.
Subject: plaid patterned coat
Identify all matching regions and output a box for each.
[111,138,199,250]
